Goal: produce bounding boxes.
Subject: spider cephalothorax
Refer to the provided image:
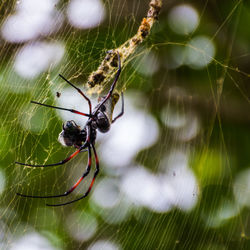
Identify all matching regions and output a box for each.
[16,52,124,207]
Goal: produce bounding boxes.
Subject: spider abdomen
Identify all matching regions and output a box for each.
[58,120,86,148]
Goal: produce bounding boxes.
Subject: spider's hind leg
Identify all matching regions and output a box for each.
[46,143,99,207]
[16,145,91,199]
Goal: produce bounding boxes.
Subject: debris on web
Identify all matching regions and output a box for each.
[87,0,162,89]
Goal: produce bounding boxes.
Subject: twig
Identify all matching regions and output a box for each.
[87,0,162,89]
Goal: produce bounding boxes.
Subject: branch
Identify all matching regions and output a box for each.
[87,0,162,89]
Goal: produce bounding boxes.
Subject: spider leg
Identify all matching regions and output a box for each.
[46,143,99,207]
[59,74,92,114]
[94,52,121,114]
[112,92,124,123]
[31,101,91,117]
[15,142,88,168]
[16,145,92,199]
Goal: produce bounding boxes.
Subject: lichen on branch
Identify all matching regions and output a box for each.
[87,0,162,90]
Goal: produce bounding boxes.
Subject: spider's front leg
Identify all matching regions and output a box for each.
[94,51,121,114]
[112,92,124,123]
[30,101,91,117]
[59,74,92,114]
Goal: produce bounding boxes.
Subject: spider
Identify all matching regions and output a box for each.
[15,52,124,207]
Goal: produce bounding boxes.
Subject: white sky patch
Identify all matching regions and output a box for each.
[99,93,159,168]
[14,42,65,79]
[10,232,56,250]
[88,240,120,250]
[168,5,199,35]
[67,0,106,29]
[66,211,97,242]
[186,36,216,69]
[1,0,61,43]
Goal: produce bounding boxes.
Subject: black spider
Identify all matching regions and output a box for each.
[16,52,124,207]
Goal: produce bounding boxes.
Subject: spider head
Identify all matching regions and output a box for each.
[58,120,86,148]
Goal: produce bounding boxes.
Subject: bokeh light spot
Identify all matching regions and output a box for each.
[92,178,120,209]
[135,50,160,76]
[186,36,215,69]
[168,5,199,35]
[1,0,61,43]
[99,92,159,168]
[234,168,250,208]
[88,240,120,250]
[55,86,91,127]
[14,42,65,79]
[67,0,106,29]
[0,169,6,196]
[10,232,56,250]
[161,150,199,211]
[66,211,98,242]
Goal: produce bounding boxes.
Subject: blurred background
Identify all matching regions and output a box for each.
[0,0,250,249]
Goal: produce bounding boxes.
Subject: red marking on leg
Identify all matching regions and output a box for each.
[69,176,84,192]
[74,176,83,188]
[73,110,89,116]
[72,149,81,157]
[85,177,96,195]
[89,177,95,189]
[88,156,91,165]
[62,148,81,163]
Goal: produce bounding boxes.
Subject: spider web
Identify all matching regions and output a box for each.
[0,0,250,249]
